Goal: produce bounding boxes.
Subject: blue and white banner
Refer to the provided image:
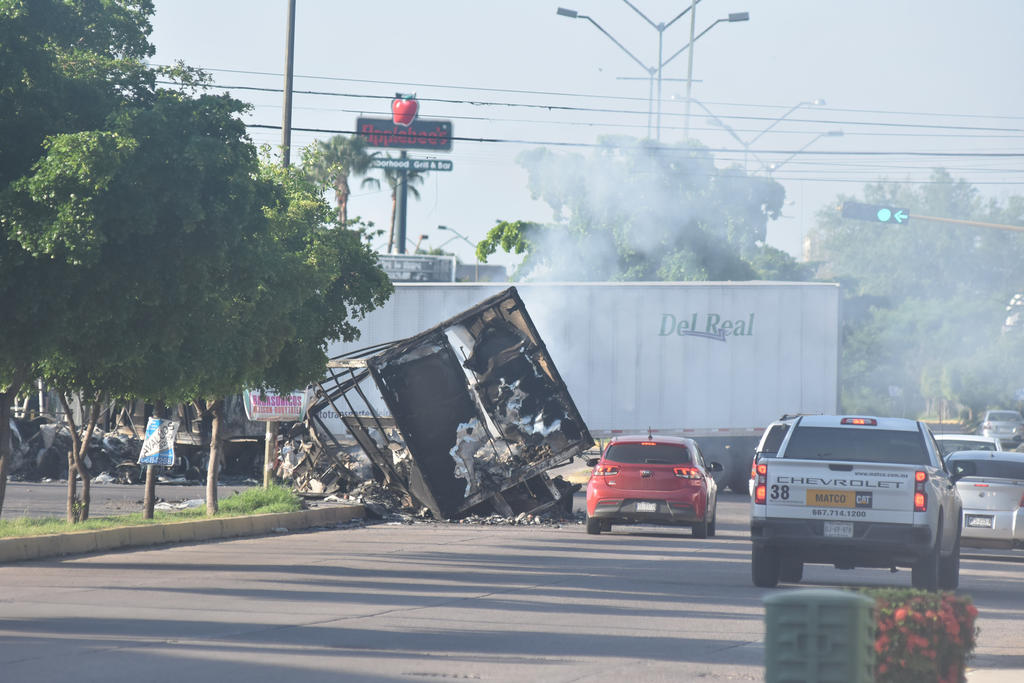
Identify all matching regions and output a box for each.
[138,418,179,466]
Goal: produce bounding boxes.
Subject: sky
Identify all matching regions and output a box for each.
[148,1,1024,269]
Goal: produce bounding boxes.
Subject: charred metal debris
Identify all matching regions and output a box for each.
[305,287,593,521]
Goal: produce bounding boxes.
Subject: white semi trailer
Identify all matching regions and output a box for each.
[325,281,840,492]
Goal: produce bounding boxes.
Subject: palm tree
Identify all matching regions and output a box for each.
[367,160,426,253]
[302,135,377,224]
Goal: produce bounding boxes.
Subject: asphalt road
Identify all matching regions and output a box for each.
[1,491,1023,682]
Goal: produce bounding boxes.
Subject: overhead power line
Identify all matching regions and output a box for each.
[175,81,1024,135]
[153,64,1024,124]
[245,123,1024,158]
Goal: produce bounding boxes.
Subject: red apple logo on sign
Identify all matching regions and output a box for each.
[391,96,418,127]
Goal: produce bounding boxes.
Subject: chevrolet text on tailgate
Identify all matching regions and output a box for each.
[750,415,966,590]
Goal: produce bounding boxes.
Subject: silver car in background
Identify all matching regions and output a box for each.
[934,433,1002,460]
[979,410,1024,447]
[947,450,1024,549]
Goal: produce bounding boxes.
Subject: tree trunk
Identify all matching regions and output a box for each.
[205,398,224,516]
[59,392,99,522]
[0,381,24,518]
[387,189,397,253]
[336,177,351,224]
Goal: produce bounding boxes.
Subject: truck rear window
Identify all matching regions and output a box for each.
[604,443,691,465]
[782,427,929,465]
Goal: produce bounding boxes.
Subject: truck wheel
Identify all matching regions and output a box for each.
[780,559,803,583]
[912,521,942,591]
[939,530,961,590]
[586,516,601,535]
[752,545,780,588]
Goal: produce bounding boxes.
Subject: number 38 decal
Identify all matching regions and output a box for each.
[769,484,790,500]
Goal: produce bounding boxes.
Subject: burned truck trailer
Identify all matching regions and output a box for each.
[309,287,593,520]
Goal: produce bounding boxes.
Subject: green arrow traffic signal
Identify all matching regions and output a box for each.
[841,201,911,224]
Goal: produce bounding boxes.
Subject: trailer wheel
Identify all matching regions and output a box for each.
[586,516,601,535]
[729,470,751,495]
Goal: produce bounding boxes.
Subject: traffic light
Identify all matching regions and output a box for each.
[841,201,910,224]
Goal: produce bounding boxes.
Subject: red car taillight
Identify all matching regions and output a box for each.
[914,470,927,512]
[754,462,768,504]
[673,466,701,479]
[1018,492,1024,509]
[593,465,619,476]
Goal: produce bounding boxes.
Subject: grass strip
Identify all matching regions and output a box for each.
[0,484,303,538]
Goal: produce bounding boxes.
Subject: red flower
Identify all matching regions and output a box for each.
[895,607,908,621]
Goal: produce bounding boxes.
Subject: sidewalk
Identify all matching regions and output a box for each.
[967,668,1024,682]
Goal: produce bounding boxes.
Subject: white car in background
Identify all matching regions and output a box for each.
[979,410,1024,447]
[934,433,1002,460]
[947,450,1024,549]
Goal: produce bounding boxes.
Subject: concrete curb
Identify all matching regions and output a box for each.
[0,504,365,564]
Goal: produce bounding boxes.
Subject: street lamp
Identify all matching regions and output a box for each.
[681,9,749,138]
[684,95,826,172]
[765,130,843,175]
[745,99,825,146]
[438,225,479,281]
[557,3,748,141]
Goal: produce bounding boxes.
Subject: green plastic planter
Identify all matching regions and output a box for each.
[764,588,875,683]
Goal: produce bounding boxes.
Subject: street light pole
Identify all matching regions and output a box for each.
[557,3,708,141]
[765,130,844,176]
[438,225,479,281]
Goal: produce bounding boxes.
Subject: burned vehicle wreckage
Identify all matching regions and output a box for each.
[305,287,594,520]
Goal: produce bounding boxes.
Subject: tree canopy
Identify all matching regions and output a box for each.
[809,169,1024,419]
[0,0,392,518]
[477,137,798,281]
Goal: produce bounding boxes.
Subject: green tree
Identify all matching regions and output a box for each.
[0,0,160,514]
[302,134,378,224]
[808,169,1024,416]
[477,137,794,281]
[0,0,392,520]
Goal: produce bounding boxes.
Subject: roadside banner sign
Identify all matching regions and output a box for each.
[243,389,310,422]
[138,418,179,466]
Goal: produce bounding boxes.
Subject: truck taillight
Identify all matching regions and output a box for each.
[673,466,700,479]
[1018,492,1024,509]
[754,462,768,504]
[914,470,927,511]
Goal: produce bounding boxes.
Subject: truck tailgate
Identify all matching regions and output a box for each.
[764,459,916,525]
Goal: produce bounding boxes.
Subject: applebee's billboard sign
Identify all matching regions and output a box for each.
[356,94,452,150]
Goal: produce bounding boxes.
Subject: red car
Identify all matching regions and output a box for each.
[585,434,722,537]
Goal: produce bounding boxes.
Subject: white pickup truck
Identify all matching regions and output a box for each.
[750,415,965,590]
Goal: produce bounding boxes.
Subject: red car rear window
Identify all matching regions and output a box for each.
[604,443,691,465]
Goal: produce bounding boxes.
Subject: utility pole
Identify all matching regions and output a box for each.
[281,0,296,167]
[265,0,297,486]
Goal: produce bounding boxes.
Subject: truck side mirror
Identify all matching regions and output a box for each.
[707,461,723,472]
